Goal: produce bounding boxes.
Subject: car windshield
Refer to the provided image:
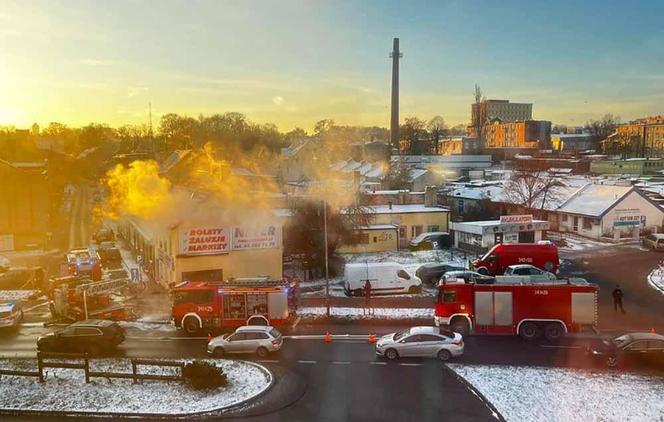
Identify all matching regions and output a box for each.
[411,233,428,243]
[613,335,631,347]
[393,329,411,341]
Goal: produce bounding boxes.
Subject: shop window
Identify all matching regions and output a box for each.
[223,294,246,319]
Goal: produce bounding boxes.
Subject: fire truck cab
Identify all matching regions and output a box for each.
[435,278,598,341]
[172,277,289,335]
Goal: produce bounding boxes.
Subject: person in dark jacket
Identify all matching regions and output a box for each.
[612,285,625,314]
[364,280,373,315]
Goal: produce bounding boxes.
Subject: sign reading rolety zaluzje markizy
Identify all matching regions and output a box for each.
[179,227,230,255]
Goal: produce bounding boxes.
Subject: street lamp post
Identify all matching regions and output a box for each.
[323,200,330,317]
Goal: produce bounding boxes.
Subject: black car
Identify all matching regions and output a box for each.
[37,320,125,355]
[93,228,115,244]
[97,248,124,270]
[408,232,453,251]
[441,270,496,285]
[415,263,466,284]
[586,332,664,369]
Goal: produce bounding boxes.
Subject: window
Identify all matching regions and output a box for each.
[403,335,421,343]
[562,214,568,222]
[173,290,214,305]
[243,332,268,340]
[74,327,102,336]
[582,218,592,230]
[427,225,440,232]
[247,293,268,315]
[419,334,442,342]
[359,233,370,244]
[228,333,246,341]
[411,225,423,237]
[442,291,456,303]
[625,341,649,351]
[397,269,411,280]
[223,294,247,319]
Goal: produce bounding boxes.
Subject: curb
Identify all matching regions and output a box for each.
[646,270,664,295]
[0,359,275,420]
[442,364,506,422]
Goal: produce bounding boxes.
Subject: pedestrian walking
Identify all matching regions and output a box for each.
[612,284,625,314]
[364,280,373,316]
[292,277,301,315]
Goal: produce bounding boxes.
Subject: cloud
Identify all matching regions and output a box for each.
[272,96,284,106]
[127,86,149,98]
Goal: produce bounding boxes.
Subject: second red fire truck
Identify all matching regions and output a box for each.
[172,277,290,334]
[435,277,598,341]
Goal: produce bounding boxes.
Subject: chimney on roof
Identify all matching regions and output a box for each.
[424,185,437,207]
[388,200,393,210]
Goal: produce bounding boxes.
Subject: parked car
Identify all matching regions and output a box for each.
[207,325,283,358]
[415,263,466,284]
[37,320,126,355]
[344,262,422,296]
[0,302,23,328]
[375,326,464,361]
[642,234,664,251]
[503,265,557,281]
[93,228,115,244]
[441,270,495,285]
[586,332,664,369]
[408,232,453,251]
[97,248,124,270]
[472,242,560,275]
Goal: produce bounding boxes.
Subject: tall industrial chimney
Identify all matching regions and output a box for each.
[389,37,402,151]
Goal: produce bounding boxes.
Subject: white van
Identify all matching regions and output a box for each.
[344,262,422,296]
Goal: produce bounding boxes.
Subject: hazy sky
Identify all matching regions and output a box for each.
[1,0,663,131]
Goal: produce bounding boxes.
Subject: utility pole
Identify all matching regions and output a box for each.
[148,102,154,155]
[323,200,330,317]
[389,37,402,152]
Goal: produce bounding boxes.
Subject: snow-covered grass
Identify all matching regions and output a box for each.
[449,364,664,422]
[647,268,664,295]
[299,306,433,320]
[0,290,39,301]
[556,236,613,251]
[0,358,270,415]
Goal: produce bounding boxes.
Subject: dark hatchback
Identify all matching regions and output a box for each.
[97,248,124,270]
[408,232,453,251]
[37,320,125,355]
[415,263,466,284]
[586,332,664,370]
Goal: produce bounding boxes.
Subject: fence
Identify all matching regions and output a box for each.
[0,353,185,384]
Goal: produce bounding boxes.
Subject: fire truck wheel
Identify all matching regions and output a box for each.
[519,322,542,341]
[450,318,470,336]
[385,348,399,360]
[256,347,269,358]
[606,355,619,368]
[182,317,201,335]
[477,268,489,275]
[544,323,564,342]
[437,349,451,362]
[212,347,225,358]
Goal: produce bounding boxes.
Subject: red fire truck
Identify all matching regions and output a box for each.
[434,278,598,341]
[172,277,290,334]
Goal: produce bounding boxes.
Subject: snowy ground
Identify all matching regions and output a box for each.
[555,236,613,251]
[0,358,270,415]
[647,267,664,295]
[298,306,433,320]
[449,364,664,422]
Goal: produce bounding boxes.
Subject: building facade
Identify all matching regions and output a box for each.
[605,115,664,157]
[471,99,533,129]
[485,120,551,150]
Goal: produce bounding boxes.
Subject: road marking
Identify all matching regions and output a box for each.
[370,361,387,365]
[125,336,207,341]
[331,361,351,365]
[297,360,316,364]
[256,359,280,363]
[539,345,583,349]
[398,363,423,366]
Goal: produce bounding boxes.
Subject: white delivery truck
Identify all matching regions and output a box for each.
[344,262,422,296]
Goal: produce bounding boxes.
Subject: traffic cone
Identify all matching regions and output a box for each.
[368,333,376,344]
[325,332,331,344]
[651,327,656,334]
[207,332,212,342]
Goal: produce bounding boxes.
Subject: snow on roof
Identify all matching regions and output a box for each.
[410,168,428,180]
[557,184,633,217]
[364,204,449,214]
[357,224,398,230]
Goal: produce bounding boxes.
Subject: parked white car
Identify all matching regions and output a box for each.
[207,325,283,358]
[0,302,23,328]
[344,262,421,296]
[375,326,464,361]
[502,264,557,281]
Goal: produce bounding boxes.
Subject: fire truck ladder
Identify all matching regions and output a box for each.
[214,277,287,288]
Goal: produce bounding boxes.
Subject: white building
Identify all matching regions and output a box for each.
[451,216,549,253]
[556,184,664,240]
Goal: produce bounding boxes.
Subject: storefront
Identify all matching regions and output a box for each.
[451,215,549,253]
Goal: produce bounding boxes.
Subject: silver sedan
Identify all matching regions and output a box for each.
[375,326,464,361]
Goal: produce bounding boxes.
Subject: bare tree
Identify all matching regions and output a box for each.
[503,170,564,211]
[472,84,487,151]
[427,115,448,154]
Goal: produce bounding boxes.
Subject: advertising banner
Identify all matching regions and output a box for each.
[179,227,230,256]
[232,225,280,250]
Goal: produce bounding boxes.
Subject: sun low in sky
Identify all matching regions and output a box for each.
[1,0,663,130]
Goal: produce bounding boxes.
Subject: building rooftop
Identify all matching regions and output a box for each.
[557,184,633,217]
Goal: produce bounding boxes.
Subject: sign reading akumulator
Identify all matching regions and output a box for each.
[179,225,280,256]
